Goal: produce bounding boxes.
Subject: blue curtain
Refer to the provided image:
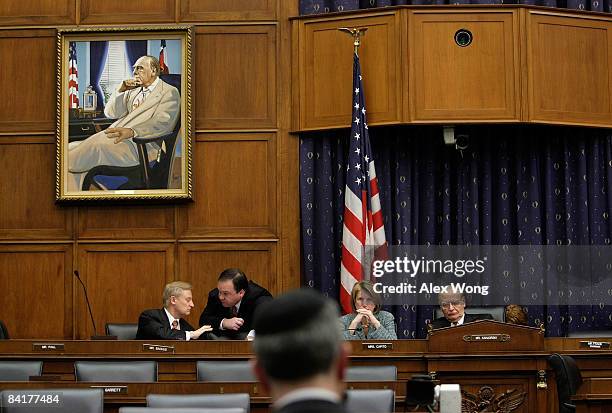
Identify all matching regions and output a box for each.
[300,125,612,338]
[125,40,147,68]
[299,0,611,14]
[89,41,109,110]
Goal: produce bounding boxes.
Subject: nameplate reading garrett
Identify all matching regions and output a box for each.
[362,342,393,350]
[142,344,175,353]
[90,385,128,395]
[579,340,611,349]
[463,334,510,343]
[33,343,65,352]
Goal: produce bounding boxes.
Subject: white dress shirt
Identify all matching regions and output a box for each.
[451,314,466,327]
[164,308,191,341]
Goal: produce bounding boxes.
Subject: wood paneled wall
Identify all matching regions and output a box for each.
[293,6,612,130]
[0,0,299,339]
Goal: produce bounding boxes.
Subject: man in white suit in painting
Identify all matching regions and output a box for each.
[68,55,180,191]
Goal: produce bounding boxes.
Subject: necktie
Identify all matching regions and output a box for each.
[132,88,150,110]
[171,320,179,330]
[231,306,238,318]
[451,322,458,327]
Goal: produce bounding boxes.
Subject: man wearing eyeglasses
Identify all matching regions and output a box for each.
[430,291,493,329]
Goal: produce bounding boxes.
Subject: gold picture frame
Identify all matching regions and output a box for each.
[56,26,193,201]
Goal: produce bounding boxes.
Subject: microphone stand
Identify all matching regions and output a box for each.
[74,270,116,340]
[346,324,369,339]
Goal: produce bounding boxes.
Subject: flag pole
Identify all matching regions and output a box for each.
[337,26,386,315]
[338,27,368,55]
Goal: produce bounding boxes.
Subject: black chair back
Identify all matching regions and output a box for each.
[120,408,245,413]
[105,323,138,340]
[548,353,582,413]
[147,393,250,412]
[345,389,394,413]
[196,361,255,382]
[346,365,397,382]
[0,361,42,381]
[75,361,157,382]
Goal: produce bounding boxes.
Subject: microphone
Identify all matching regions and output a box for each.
[73,270,115,340]
[346,325,368,338]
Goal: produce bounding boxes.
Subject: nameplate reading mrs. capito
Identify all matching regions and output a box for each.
[362,342,394,350]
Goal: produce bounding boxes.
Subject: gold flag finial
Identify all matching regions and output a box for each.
[339,27,368,55]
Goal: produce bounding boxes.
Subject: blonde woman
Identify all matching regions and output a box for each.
[340,281,397,340]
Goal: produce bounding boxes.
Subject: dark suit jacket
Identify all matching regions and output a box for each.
[429,312,494,330]
[274,399,347,413]
[199,281,272,339]
[136,308,195,340]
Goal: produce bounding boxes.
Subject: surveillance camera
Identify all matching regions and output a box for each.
[455,134,469,151]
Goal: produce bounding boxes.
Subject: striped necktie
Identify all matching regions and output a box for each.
[132,87,150,109]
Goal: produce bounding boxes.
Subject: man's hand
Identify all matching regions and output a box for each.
[189,325,213,340]
[104,127,134,144]
[222,317,244,331]
[118,78,142,92]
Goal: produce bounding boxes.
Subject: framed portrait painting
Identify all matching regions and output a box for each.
[56,26,193,201]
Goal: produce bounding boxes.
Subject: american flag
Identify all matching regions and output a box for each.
[159,40,170,75]
[340,54,387,314]
[68,42,79,108]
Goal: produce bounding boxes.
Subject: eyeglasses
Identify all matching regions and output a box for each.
[440,300,464,309]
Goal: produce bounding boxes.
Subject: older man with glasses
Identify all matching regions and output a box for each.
[429,291,493,329]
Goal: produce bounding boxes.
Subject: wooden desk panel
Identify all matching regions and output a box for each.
[0,381,397,413]
[574,378,612,413]
[1,338,611,413]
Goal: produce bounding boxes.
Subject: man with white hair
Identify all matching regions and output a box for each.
[68,55,180,191]
[430,290,493,329]
[136,281,211,340]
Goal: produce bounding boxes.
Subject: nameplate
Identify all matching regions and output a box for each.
[33,343,65,351]
[362,342,394,350]
[142,343,175,353]
[463,334,510,343]
[579,340,611,349]
[90,386,128,395]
